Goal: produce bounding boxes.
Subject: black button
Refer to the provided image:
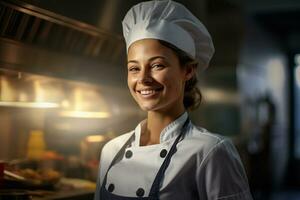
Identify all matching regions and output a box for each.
[160,149,168,158]
[108,183,115,192]
[125,150,133,158]
[136,188,145,197]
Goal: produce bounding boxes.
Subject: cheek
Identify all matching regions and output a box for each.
[127,76,139,99]
[127,75,135,89]
[158,71,184,92]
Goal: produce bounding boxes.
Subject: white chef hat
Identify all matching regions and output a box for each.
[122,0,214,70]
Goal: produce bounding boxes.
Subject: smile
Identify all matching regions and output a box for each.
[136,88,163,97]
[140,90,156,95]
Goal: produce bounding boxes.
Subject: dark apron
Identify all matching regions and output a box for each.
[99,118,190,200]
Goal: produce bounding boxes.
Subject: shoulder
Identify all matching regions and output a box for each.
[184,124,229,154]
[184,124,241,165]
[188,124,245,171]
[190,124,225,143]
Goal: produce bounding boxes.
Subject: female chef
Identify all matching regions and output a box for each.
[94,0,253,199]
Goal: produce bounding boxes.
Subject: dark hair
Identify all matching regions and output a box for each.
[158,40,202,111]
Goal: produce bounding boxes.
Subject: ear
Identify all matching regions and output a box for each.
[184,63,196,81]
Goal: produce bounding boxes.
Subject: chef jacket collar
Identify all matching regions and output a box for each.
[133,112,189,146]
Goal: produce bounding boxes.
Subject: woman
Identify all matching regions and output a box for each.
[94,0,253,199]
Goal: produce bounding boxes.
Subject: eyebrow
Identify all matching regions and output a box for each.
[127,56,166,64]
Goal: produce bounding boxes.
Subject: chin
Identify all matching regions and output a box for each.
[139,103,170,113]
[139,104,156,111]
[137,102,161,111]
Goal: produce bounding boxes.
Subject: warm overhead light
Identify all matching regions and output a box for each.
[61,100,70,108]
[0,101,60,108]
[59,111,111,118]
[86,135,106,143]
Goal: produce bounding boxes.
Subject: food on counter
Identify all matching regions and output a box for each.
[59,177,96,190]
[15,168,61,184]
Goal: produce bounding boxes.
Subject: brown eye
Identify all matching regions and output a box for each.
[128,66,140,72]
[152,64,164,70]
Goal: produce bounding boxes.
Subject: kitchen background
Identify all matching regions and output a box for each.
[0,0,299,199]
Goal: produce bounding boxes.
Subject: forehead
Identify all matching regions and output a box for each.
[127,39,176,61]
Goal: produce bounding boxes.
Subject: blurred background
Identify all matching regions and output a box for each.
[0,0,299,199]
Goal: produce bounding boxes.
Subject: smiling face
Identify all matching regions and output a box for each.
[127,39,191,114]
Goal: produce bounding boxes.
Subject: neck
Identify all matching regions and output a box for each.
[140,106,186,146]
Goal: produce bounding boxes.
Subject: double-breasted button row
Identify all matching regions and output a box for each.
[125,149,168,159]
[107,149,168,196]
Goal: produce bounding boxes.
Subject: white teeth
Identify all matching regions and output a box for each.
[140,90,155,95]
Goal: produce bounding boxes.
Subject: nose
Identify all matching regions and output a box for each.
[137,69,153,84]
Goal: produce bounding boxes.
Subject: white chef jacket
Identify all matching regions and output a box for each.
[95,112,253,200]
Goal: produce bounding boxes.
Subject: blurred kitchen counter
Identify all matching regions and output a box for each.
[32,189,94,200]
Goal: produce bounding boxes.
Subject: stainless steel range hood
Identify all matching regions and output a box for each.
[0,0,127,86]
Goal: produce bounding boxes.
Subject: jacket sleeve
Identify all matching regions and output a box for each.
[196,139,253,200]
